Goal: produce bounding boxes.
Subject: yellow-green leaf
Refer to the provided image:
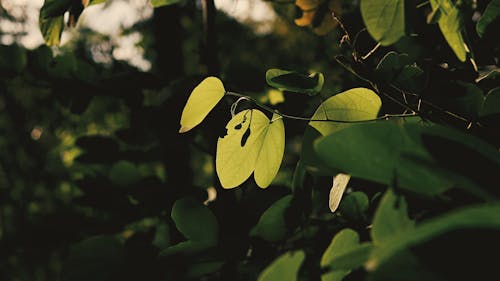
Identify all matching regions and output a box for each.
[216,110,285,189]
[39,15,64,46]
[309,88,381,136]
[254,113,285,188]
[179,77,225,133]
[429,0,468,62]
[328,173,351,213]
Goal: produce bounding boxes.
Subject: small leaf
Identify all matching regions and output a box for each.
[266,68,324,95]
[108,160,141,187]
[170,197,218,243]
[179,77,225,133]
[328,173,351,213]
[360,0,405,45]
[39,15,64,46]
[371,189,414,245]
[477,0,500,37]
[480,87,500,117]
[150,0,182,8]
[257,250,305,281]
[429,0,468,62]
[321,229,360,281]
[250,195,293,242]
[309,88,381,136]
[339,191,369,220]
[216,110,285,189]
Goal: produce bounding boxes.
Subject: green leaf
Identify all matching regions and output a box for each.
[250,195,293,242]
[150,0,182,8]
[320,229,360,281]
[375,52,424,93]
[216,110,285,189]
[309,88,381,136]
[257,250,305,281]
[87,0,107,6]
[314,121,453,196]
[328,173,351,213]
[40,0,73,19]
[108,160,141,187]
[61,235,125,281]
[371,189,414,245]
[187,261,225,279]
[481,87,500,117]
[366,203,500,271]
[266,68,324,95]
[429,0,468,62]
[39,15,64,46]
[179,77,225,133]
[360,0,405,45]
[477,0,500,37]
[170,197,218,243]
[338,191,369,220]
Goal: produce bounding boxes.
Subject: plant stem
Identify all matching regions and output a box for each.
[225,91,416,123]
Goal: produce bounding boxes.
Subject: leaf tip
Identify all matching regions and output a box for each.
[179,126,191,133]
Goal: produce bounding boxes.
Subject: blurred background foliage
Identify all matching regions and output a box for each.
[0,0,499,280]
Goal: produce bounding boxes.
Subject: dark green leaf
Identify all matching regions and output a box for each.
[60,235,125,281]
[266,68,324,95]
[170,197,219,243]
[320,228,360,281]
[481,87,500,117]
[39,15,64,46]
[150,0,183,8]
[108,160,141,187]
[0,45,27,75]
[250,194,293,242]
[40,0,73,19]
[477,0,500,37]
[339,191,369,220]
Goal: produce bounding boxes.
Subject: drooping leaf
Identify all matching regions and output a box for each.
[170,197,218,243]
[309,88,381,136]
[366,203,500,271]
[39,15,64,46]
[150,0,183,8]
[328,173,351,213]
[429,0,468,62]
[480,87,500,117]
[257,250,305,281]
[266,68,324,95]
[179,77,225,133]
[216,110,285,189]
[360,0,405,45]
[320,228,360,281]
[371,189,414,245]
[40,0,73,19]
[60,235,125,281]
[250,195,293,242]
[477,0,500,37]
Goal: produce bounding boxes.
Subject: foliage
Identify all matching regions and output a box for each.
[1,0,499,281]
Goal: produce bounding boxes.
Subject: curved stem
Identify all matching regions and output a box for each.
[225,91,416,123]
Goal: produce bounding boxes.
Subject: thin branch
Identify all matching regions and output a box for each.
[225,91,416,123]
[361,43,381,60]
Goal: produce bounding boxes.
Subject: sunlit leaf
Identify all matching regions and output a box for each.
[360,0,405,45]
[477,0,500,37]
[309,88,381,136]
[371,189,414,245]
[294,0,341,35]
[179,77,225,133]
[328,173,351,213]
[321,228,360,281]
[429,0,468,61]
[150,0,183,8]
[250,195,293,242]
[266,68,324,95]
[257,250,305,281]
[39,15,64,46]
[216,110,285,189]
